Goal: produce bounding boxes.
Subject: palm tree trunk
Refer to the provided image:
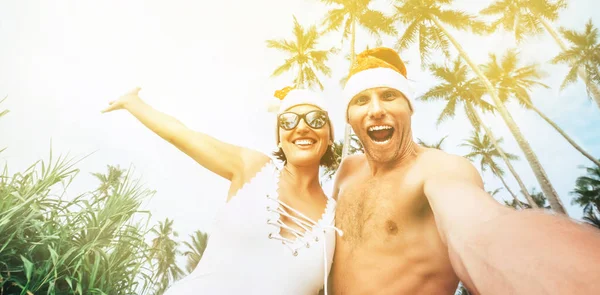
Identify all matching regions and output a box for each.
[467,103,538,208]
[341,19,357,159]
[433,18,567,214]
[494,168,524,209]
[528,102,600,167]
[540,18,600,110]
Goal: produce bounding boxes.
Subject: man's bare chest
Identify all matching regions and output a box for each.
[335,175,429,246]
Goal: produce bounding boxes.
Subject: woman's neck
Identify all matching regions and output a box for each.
[280,163,322,196]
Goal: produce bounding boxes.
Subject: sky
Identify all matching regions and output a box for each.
[1,0,599,247]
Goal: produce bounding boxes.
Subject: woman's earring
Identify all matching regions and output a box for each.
[278,142,282,149]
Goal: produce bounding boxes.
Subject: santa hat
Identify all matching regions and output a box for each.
[268,86,335,145]
[342,47,414,122]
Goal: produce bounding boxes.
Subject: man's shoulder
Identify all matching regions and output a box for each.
[331,153,367,200]
[338,153,367,177]
[419,148,469,166]
[340,153,367,169]
[419,148,483,187]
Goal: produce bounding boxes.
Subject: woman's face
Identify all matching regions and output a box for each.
[278,105,331,167]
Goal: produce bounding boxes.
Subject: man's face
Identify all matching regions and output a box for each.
[347,87,412,163]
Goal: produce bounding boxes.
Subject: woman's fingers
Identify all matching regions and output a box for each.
[101,101,118,113]
[101,87,140,114]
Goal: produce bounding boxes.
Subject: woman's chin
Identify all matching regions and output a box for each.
[286,156,321,168]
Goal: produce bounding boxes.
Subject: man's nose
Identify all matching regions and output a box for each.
[368,97,384,119]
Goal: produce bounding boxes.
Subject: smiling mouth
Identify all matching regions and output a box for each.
[294,139,316,146]
[367,125,394,143]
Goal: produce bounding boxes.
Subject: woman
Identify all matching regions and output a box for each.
[102,86,342,294]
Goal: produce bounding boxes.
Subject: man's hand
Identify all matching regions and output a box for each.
[101,87,143,113]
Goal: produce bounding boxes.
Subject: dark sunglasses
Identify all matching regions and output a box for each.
[278,110,329,130]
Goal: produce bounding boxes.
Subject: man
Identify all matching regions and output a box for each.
[330,47,600,294]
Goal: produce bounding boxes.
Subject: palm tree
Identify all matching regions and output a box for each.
[505,187,550,209]
[91,164,125,197]
[582,211,600,229]
[319,0,397,159]
[570,163,600,215]
[150,218,184,294]
[266,16,336,90]
[183,230,209,274]
[480,0,600,110]
[483,49,600,167]
[527,187,550,208]
[461,129,524,208]
[417,135,448,150]
[420,57,538,207]
[394,0,566,214]
[551,19,600,106]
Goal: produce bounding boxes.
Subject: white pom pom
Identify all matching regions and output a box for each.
[267,98,282,114]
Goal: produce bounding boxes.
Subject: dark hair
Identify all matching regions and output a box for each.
[272,144,336,169]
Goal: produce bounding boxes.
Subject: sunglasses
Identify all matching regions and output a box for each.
[278,110,329,130]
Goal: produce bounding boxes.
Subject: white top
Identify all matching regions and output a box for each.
[164,161,341,295]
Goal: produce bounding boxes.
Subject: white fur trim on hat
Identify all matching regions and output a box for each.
[342,67,415,122]
[278,89,327,114]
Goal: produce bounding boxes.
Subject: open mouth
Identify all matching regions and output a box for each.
[367,125,394,143]
[294,138,316,147]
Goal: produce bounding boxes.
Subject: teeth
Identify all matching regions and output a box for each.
[368,125,392,132]
[374,138,391,144]
[294,139,314,145]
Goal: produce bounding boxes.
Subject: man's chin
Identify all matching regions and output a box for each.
[364,137,398,162]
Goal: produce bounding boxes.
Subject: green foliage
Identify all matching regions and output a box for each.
[182,230,209,274]
[320,0,397,41]
[482,48,550,107]
[0,151,157,294]
[322,133,363,180]
[266,16,337,90]
[461,129,519,177]
[504,187,550,209]
[417,135,448,150]
[149,218,184,294]
[419,57,495,129]
[552,19,600,94]
[570,162,600,215]
[480,0,567,42]
[582,211,600,229]
[394,0,489,67]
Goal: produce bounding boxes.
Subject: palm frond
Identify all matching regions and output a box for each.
[358,9,397,36]
[271,58,295,77]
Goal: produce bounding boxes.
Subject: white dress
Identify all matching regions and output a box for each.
[164,161,341,295]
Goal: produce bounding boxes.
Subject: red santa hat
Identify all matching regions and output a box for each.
[342,47,414,122]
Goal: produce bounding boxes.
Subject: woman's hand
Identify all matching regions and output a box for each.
[102,87,143,113]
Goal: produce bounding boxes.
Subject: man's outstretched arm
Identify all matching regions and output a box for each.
[423,153,600,295]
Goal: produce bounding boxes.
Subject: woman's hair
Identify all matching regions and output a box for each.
[272,144,336,169]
